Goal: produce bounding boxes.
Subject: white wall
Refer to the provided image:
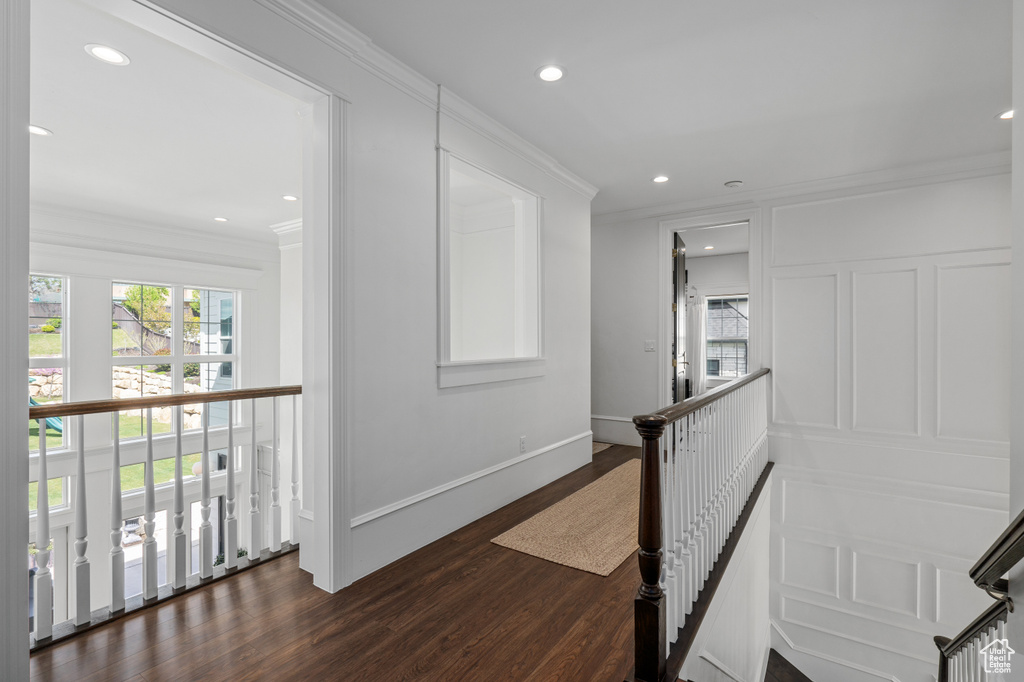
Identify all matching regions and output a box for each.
[134,0,596,582]
[591,169,1011,682]
[681,476,772,682]
[687,252,749,293]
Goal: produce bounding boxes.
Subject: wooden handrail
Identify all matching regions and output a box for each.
[638,368,770,428]
[970,506,1024,592]
[29,385,301,420]
[936,597,1009,658]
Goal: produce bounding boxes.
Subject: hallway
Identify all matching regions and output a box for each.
[30,445,641,681]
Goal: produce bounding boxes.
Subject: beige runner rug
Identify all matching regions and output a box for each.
[491,459,640,576]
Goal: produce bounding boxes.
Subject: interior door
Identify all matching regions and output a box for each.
[672,233,689,402]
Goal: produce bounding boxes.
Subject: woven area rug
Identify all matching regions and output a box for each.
[592,441,613,455]
[491,459,640,576]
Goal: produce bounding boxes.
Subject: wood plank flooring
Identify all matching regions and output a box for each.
[30,445,642,682]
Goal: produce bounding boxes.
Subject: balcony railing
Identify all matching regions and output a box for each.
[630,368,770,682]
[28,385,301,647]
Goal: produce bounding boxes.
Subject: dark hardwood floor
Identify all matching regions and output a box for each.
[765,649,814,682]
[30,445,642,681]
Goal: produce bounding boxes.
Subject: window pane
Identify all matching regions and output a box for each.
[28,478,64,512]
[185,289,234,356]
[29,368,64,452]
[29,276,63,359]
[119,453,203,493]
[112,365,174,439]
[184,363,233,429]
[113,283,172,357]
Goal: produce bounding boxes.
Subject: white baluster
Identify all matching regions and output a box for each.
[34,422,53,639]
[270,396,282,552]
[199,407,213,578]
[142,409,158,600]
[73,414,90,625]
[290,394,300,546]
[225,403,238,569]
[109,414,125,613]
[171,406,186,589]
[249,398,261,561]
[660,431,676,639]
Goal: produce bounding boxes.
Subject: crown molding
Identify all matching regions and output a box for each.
[271,218,302,249]
[253,0,598,200]
[593,151,1011,226]
[30,203,280,265]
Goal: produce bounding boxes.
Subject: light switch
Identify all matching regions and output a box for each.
[644,340,656,352]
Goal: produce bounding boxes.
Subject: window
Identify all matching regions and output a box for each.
[29,275,66,454]
[439,152,540,364]
[706,296,748,378]
[112,283,237,437]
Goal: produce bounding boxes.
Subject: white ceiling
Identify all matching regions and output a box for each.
[30,0,305,239]
[680,222,748,259]
[316,0,1012,215]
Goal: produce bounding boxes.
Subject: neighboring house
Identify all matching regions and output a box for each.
[1,2,1021,682]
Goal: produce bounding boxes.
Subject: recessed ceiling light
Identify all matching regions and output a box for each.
[999,109,1014,120]
[28,125,53,136]
[704,245,715,250]
[85,44,130,66]
[214,217,228,222]
[652,175,669,183]
[282,195,299,201]
[536,65,564,82]
[724,180,744,188]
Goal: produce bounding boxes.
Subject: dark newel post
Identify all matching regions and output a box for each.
[633,414,667,682]
[933,636,950,682]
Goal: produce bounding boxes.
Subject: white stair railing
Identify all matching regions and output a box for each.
[28,385,301,646]
[632,369,770,682]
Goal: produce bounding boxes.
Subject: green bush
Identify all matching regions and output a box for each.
[46,318,61,329]
[40,325,55,333]
[152,348,171,373]
[112,322,119,329]
[184,362,200,378]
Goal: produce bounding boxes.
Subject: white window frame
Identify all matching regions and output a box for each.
[436,149,545,388]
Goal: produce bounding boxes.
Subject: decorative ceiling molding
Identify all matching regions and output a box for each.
[271,218,302,249]
[253,0,599,200]
[594,151,1010,226]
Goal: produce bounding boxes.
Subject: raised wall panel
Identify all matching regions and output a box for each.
[772,275,838,428]
[852,269,918,435]
[852,551,919,617]
[771,175,1010,267]
[782,480,1004,561]
[781,537,839,598]
[936,263,1011,443]
[936,568,994,628]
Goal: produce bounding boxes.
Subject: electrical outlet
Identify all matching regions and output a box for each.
[520,436,527,453]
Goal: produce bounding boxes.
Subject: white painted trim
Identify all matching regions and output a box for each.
[30,242,264,291]
[594,151,1009,225]
[780,537,841,599]
[0,2,30,677]
[770,271,841,430]
[698,650,746,682]
[780,597,934,665]
[771,619,902,682]
[850,550,922,619]
[437,358,546,388]
[30,202,280,263]
[272,219,303,250]
[351,431,592,527]
[657,208,762,408]
[251,0,598,200]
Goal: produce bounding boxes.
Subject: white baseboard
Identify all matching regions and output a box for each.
[297,509,314,574]
[591,415,641,446]
[349,432,592,580]
[770,620,902,682]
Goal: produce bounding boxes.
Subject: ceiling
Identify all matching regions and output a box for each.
[30,0,305,239]
[680,222,748,259]
[317,0,1012,215]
